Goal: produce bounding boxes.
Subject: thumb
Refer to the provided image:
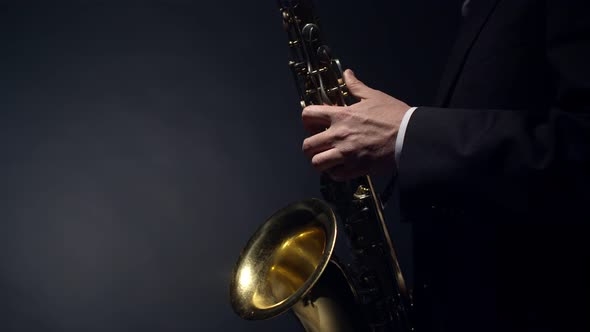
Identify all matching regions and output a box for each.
[343,69,375,99]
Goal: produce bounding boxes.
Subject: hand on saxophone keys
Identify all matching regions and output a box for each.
[301,69,411,181]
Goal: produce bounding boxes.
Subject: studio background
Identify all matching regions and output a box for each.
[0,1,463,331]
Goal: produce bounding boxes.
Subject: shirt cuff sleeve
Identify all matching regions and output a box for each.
[395,106,418,165]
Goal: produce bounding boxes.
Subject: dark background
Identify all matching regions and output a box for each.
[0,1,463,331]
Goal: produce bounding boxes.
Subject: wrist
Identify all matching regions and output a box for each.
[395,107,418,165]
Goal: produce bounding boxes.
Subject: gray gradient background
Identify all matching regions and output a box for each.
[0,1,462,331]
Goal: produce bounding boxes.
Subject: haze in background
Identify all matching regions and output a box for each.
[0,1,462,331]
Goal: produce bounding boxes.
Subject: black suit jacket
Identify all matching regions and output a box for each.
[397,1,590,331]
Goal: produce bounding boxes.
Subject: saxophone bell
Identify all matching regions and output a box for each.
[230,199,366,331]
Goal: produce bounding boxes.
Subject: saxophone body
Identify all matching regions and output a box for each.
[229,1,413,331]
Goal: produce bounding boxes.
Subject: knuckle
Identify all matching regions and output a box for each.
[347,80,361,89]
[338,144,352,155]
[329,109,342,121]
[336,108,351,119]
[340,147,356,161]
[332,129,344,141]
[332,127,350,141]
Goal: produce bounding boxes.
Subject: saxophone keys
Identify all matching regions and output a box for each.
[353,185,372,200]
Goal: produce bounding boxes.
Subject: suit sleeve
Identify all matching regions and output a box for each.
[397,1,590,223]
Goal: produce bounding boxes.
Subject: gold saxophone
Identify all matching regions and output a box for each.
[229,1,414,331]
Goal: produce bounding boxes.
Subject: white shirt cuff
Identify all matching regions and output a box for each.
[395,106,418,165]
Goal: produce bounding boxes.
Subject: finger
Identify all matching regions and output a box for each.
[301,105,339,133]
[311,148,345,172]
[343,69,377,100]
[302,130,334,158]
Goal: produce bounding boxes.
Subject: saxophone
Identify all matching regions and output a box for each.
[229,1,414,331]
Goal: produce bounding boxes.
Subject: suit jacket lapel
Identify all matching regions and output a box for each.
[434,0,501,106]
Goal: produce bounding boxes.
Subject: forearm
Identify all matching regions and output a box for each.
[397,106,590,223]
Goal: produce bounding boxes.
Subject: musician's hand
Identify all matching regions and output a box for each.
[302,69,410,181]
